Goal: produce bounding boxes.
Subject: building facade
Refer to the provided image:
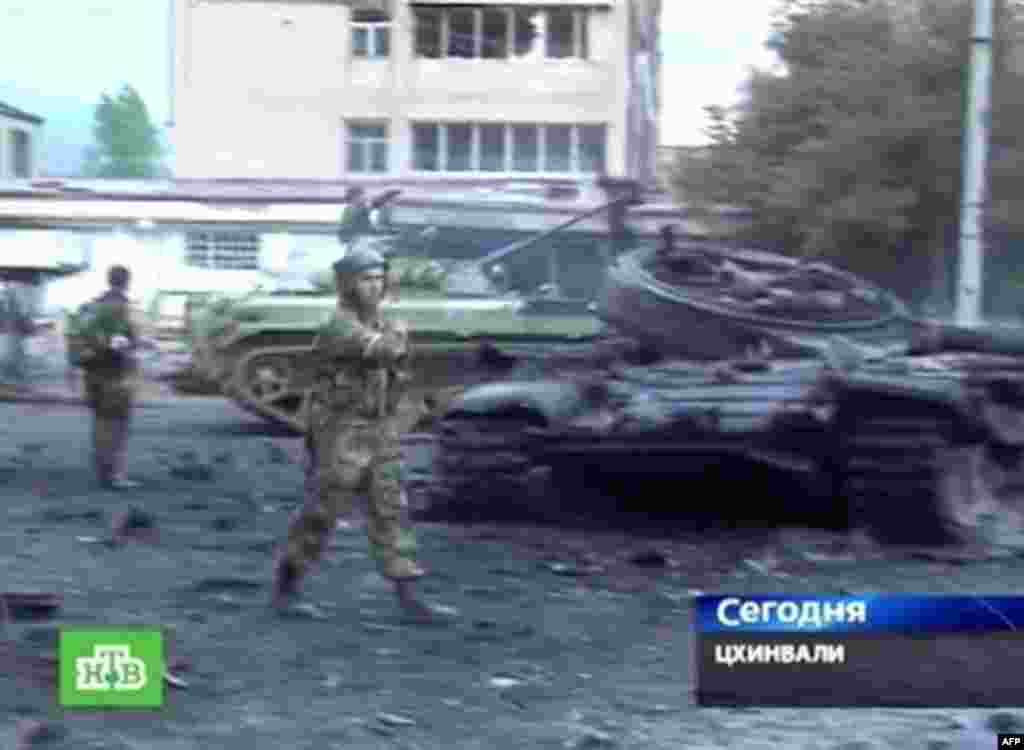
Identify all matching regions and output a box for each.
[170,0,660,183]
[0,102,43,180]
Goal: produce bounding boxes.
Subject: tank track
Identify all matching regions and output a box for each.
[421,416,547,522]
[838,413,981,545]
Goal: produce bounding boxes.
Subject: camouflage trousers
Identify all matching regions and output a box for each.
[280,416,423,583]
[84,371,135,483]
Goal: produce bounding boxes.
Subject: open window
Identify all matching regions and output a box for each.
[413,5,590,60]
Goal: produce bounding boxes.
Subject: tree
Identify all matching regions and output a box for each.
[672,0,1024,308]
[83,84,165,179]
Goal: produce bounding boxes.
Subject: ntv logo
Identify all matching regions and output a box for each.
[59,627,163,708]
[75,644,148,692]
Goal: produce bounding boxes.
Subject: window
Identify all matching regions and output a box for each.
[446,123,473,171]
[412,123,440,172]
[579,124,607,174]
[512,124,538,172]
[347,121,389,173]
[513,9,539,57]
[185,232,262,270]
[11,130,30,178]
[411,122,606,174]
[479,124,506,171]
[544,125,572,172]
[413,7,442,58]
[578,11,590,59]
[446,8,476,58]
[545,8,575,59]
[481,9,509,59]
[351,9,390,58]
[412,6,589,60]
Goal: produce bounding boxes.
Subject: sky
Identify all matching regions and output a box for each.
[0,0,783,149]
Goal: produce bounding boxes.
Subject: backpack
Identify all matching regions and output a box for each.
[65,300,133,369]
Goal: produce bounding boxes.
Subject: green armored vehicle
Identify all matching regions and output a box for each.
[185,199,628,435]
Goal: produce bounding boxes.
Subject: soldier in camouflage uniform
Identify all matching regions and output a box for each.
[336,187,370,251]
[73,265,141,490]
[336,187,403,256]
[270,245,452,623]
[2,280,34,383]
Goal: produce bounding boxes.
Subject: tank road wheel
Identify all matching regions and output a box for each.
[422,415,544,522]
[235,352,307,434]
[838,414,998,547]
[249,356,293,403]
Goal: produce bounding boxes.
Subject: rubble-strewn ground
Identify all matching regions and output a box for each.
[1,333,1022,749]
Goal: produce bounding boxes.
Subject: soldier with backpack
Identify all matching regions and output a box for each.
[65,265,141,490]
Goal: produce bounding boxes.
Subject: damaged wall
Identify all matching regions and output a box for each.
[171,0,658,182]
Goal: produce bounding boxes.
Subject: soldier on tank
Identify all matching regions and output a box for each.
[270,245,453,624]
[67,265,141,490]
[336,187,403,256]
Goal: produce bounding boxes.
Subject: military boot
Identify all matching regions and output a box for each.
[393,579,457,625]
[269,556,298,608]
[269,557,327,619]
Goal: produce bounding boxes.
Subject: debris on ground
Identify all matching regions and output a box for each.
[0,593,61,622]
[567,727,617,749]
[167,450,217,481]
[15,719,67,749]
[164,671,190,689]
[376,712,417,728]
[629,550,670,568]
[110,507,158,544]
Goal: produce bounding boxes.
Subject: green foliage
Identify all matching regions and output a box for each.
[65,302,134,367]
[672,0,1024,300]
[187,288,268,340]
[389,257,449,291]
[83,84,165,178]
[309,257,450,294]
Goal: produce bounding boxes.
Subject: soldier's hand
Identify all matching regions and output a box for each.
[372,189,402,208]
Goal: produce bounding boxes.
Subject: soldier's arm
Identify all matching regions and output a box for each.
[316,315,407,366]
[370,189,402,209]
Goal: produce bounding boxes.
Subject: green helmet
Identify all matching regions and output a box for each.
[331,245,389,277]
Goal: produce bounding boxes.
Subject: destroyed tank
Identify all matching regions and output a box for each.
[184,201,634,435]
[422,243,1024,549]
[596,226,915,359]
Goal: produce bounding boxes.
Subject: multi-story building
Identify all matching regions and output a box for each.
[169,0,661,183]
[0,101,43,180]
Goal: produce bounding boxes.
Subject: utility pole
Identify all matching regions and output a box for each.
[954,0,994,325]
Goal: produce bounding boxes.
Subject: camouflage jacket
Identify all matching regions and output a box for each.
[65,290,139,373]
[308,307,410,422]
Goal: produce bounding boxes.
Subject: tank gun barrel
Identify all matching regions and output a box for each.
[471,194,642,273]
[0,263,87,283]
[909,320,1024,357]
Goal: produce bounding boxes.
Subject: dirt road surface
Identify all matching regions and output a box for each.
[1,391,1022,749]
